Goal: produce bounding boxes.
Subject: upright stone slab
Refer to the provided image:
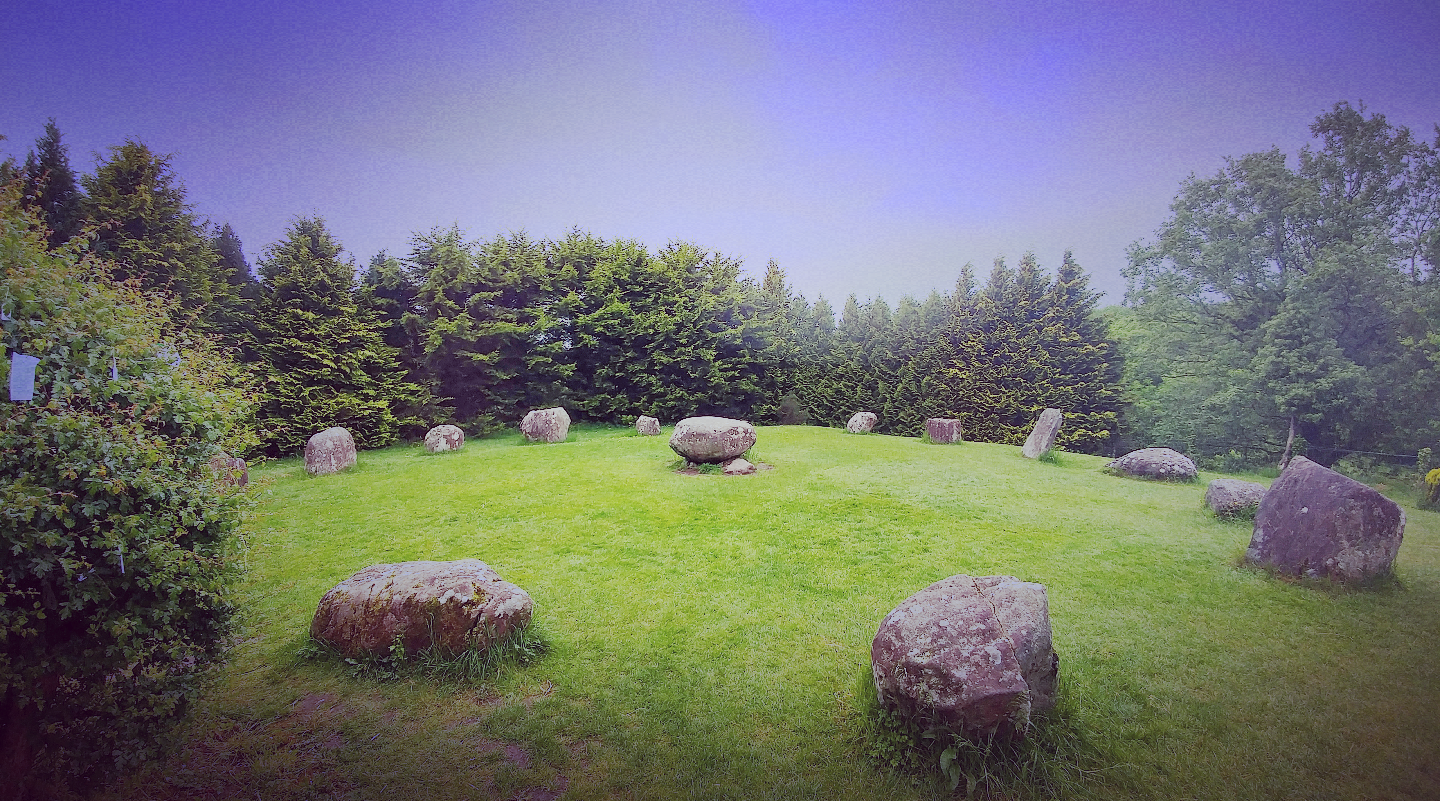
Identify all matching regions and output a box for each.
[1021,408,1063,459]
[305,427,357,476]
[521,407,571,443]
[310,559,533,658]
[424,424,465,453]
[846,411,878,434]
[1245,457,1404,583]
[1105,447,1198,481]
[925,418,964,444]
[669,416,756,463]
[872,575,1058,740]
[636,415,662,436]
[1205,478,1266,518]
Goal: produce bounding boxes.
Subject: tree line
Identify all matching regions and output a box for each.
[2,122,1124,459]
[1115,101,1440,468]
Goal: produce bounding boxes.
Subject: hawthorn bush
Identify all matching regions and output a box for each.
[0,186,252,798]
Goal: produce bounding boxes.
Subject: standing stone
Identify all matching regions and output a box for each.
[310,559,533,658]
[925,418,964,444]
[872,575,1058,740]
[521,407,571,443]
[1105,447,1198,481]
[1245,456,1405,583]
[669,416,756,463]
[1205,478,1267,518]
[1021,408,1064,459]
[305,427,357,476]
[424,424,465,453]
[846,411,878,434]
[208,453,249,487]
[636,415,662,436]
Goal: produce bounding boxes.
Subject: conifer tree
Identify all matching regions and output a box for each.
[252,216,415,454]
[19,119,84,249]
[82,140,231,329]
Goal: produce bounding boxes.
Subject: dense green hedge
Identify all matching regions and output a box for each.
[0,187,250,797]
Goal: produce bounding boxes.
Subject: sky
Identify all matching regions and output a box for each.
[3,0,1438,305]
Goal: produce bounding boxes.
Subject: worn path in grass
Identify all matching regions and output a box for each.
[120,425,1440,800]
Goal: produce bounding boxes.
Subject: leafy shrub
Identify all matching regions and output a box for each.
[1422,468,1440,511]
[0,187,250,796]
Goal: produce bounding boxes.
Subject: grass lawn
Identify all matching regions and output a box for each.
[115,425,1440,800]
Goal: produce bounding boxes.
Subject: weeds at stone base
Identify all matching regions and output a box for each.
[854,669,1109,799]
[1037,449,1065,466]
[297,625,550,683]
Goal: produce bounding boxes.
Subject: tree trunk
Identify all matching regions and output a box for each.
[1280,414,1296,471]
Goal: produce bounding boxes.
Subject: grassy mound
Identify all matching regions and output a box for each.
[116,425,1440,800]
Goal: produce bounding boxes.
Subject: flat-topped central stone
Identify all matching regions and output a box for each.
[669,416,756,463]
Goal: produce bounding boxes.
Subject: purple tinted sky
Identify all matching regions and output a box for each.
[3,0,1437,304]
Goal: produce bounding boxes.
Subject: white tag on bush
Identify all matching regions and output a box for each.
[9,352,39,402]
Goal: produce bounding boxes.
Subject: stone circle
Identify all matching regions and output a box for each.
[310,559,533,658]
[846,411,878,434]
[424,424,465,453]
[1105,447,1198,481]
[669,416,756,463]
[1205,478,1266,518]
[1245,456,1405,583]
[1021,408,1064,459]
[872,574,1059,740]
[925,418,964,444]
[521,407,571,443]
[305,427,357,476]
[208,453,249,487]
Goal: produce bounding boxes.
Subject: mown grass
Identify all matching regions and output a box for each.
[113,424,1440,800]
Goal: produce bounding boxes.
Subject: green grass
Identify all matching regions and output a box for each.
[114,425,1440,800]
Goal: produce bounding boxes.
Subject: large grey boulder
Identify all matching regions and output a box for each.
[636,415,662,436]
[310,559,533,658]
[925,418,964,444]
[847,411,878,434]
[1021,408,1064,459]
[1206,478,1266,518]
[424,424,465,453]
[521,407,571,443]
[669,416,756,464]
[1245,457,1405,583]
[873,575,1058,740]
[305,427,357,476]
[1105,447,1198,481]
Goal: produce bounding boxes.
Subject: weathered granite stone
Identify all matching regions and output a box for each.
[1105,447,1198,481]
[669,416,756,463]
[1021,408,1064,459]
[305,427,357,476]
[424,424,465,453]
[521,407,571,443]
[872,575,1058,740]
[1206,478,1267,518]
[722,457,757,475]
[310,559,533,658]
[847,411,878,434]
[636,415,662,436]
[1245,457,1405,583]
[925,418,964,444]
[208,453,249,487]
